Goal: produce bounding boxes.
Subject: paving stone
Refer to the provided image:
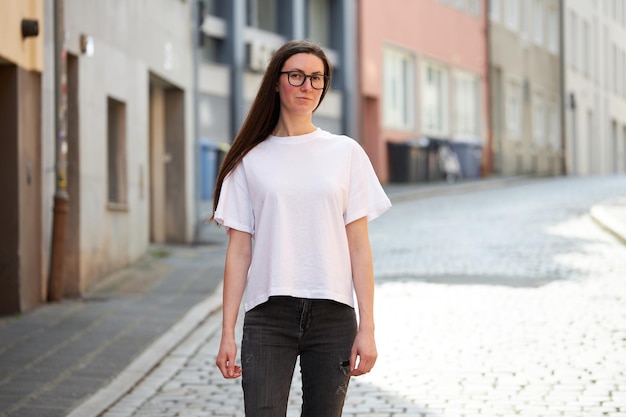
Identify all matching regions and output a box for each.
[89,177,626,416]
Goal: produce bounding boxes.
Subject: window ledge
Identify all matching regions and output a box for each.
[107,202,129,213]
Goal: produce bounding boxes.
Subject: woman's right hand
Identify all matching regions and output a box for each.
[216,229,251,379]
[216,335,242,378]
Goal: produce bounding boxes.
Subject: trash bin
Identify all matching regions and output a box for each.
[387,141,428,183]
[216,142,230,172]
[199,139,218,201]
[198,140,231,200]
[448,138,483,179]
[417,137,446,182]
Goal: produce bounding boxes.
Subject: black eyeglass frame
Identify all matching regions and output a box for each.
[280,70,328,90]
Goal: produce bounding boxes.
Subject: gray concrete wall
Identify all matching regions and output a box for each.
[61,0,196,291]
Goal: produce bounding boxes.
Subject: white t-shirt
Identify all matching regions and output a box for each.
[214,128,391,312]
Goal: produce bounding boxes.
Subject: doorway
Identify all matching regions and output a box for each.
[148,75,187,244]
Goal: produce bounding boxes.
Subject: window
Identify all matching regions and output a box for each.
[200,0,219,15]
[107,97,127,206]
[454,71,480,137]
[521,0,531,40]
[490,0,502,21]
[198,0,227,63]
[247,0,277,32]
[454,0,466,11]
[592,17,598,82]
[549,103,559,149]
[506,81,522,140]
[506,0,520,31]
[547,6,558,54]
[570,12,578,70]
[422,62,449,135]
[604,26,609,89]
[618,46,624,96]
[468,0,481,16]
[582,21,589,76]
[614,43,619,93]
[383,47,416,131]
[308,0,330,47]
[532,95,545,145]
[533,0,544,45]
[620,51,626,98]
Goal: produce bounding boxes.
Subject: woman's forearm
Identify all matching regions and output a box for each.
[346,217,375,331]
[222,229,252,336]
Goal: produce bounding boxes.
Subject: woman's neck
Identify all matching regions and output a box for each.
[272,116,316,137]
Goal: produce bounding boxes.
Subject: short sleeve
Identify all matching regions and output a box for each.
[214,164,255,235]
[344,144,392,225]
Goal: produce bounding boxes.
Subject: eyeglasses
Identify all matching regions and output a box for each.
[280,70,327,90]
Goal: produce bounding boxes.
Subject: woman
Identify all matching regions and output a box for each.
[212,40,391,417]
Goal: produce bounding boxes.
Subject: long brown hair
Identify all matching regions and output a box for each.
[210,40,332,219]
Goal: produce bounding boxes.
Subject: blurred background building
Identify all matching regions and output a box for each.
[563,0,626,175]
[360,0,489,183]
[1,0,626,314]
[489,0,562,176]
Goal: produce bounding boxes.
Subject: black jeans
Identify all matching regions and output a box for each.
[241,296,357,417]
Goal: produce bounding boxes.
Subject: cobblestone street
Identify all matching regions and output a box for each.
[100,176,626,417]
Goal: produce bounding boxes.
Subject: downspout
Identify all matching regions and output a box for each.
[192,0,201,242]
[48,0,69,301]
[558,0,567,175]
[484,0,493,176]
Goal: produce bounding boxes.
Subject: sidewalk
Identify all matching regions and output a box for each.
[0,244,227,417]
[0,176,623,417]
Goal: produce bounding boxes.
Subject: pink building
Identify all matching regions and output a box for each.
[358,0,490,183]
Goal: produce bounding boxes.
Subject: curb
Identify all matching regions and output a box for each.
[590,200,626,245]
[65,283,223,417]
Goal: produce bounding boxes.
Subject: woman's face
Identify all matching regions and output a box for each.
[277,53,326,117]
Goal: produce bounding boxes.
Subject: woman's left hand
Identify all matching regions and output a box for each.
[349,329,377,376]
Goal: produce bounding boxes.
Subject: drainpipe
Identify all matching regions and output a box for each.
[228,0,246,138]
[192,0,201,242]
[484,0,493,176]
[558,0,567,175]
[48,0,69,301]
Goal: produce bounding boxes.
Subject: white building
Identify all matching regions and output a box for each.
[563,0,626,174]
[489,0,563,177]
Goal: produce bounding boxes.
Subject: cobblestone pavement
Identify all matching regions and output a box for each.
[99,176,626,417]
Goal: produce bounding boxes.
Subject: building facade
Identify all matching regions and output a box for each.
[563,0,626,175]
[0,0,357,314]
[489,0,563,176]
[359,0,490,183]
[59,0,197,296]
[0,0,45,314]
[1,0,197,314]
[4,0,625,316]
